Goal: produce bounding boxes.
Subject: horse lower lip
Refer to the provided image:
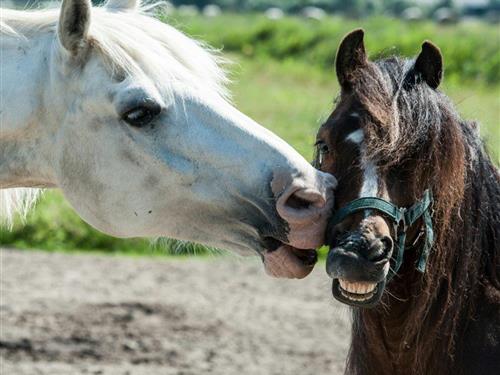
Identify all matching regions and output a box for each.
[291,248,317,266]
[263,245,316,279]
[262,238,317,266]
[262,237,283,251]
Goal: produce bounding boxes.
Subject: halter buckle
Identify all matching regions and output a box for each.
[397,207,408,234]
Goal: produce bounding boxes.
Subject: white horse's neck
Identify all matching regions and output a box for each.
[0,19,61,226]
[0,25,57,189]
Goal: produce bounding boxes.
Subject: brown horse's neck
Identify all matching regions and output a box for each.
[347,116,500,375]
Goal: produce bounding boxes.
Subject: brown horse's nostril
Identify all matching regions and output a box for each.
[381,236,393,251]
[367,236,393,262]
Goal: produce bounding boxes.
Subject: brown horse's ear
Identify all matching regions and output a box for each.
[335,29,367,88]
[415,41,443,89]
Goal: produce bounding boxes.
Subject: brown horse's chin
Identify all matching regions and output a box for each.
[263,245,318,279]
[331,278,385,308]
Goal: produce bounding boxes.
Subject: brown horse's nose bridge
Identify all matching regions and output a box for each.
[336,214,394,262]
[359,215,393,238]
[336,209,393,235]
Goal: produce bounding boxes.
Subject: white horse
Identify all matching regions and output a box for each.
[0,0,336,278]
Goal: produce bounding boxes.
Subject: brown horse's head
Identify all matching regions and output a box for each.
[316,30,448,307]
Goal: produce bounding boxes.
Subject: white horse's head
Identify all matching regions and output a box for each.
[0,0,336,278]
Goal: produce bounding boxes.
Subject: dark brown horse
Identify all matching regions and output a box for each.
[315,30,500,375]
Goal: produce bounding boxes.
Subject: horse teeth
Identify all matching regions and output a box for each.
[340,290,373,301]
[338,279,377,295]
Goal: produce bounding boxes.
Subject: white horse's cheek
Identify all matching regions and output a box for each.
[54,119,196,238]
[52,120,132,234]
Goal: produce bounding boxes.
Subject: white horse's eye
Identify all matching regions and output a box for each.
[122,104,161,128]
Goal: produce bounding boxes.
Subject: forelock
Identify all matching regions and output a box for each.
[88,7,229,100]
[346,56,451,164]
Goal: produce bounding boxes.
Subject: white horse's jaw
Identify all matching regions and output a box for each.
[0,2,336,279]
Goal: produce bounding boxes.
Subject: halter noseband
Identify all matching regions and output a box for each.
[329,189,434,281]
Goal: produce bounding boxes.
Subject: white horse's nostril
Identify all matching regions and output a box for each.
[285,188,326,210]
[271,170,335,249]
[276,186,328,224]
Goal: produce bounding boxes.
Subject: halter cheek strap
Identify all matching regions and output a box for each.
[329,189,434,281]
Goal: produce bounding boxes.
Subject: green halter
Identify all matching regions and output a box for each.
[329,189,434,281]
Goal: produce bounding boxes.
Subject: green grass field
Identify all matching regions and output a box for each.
[1,15,499,255]
[166,13,500,85]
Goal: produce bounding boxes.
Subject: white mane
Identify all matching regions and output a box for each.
[0,3,229,227]
[1,5,229,95]
[0,189,41,228]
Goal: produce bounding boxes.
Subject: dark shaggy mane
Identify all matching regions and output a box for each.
[346,56,500,375]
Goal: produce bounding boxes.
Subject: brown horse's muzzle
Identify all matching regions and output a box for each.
[326,215,393,307]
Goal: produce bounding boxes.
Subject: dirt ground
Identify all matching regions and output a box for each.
[0,248,350,375]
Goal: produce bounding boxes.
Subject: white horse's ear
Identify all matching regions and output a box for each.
[58,0,91,56]
[105,0,140,11]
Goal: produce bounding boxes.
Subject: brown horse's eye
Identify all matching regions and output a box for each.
[315,140,330,166]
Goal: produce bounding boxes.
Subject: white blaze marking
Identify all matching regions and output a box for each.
[359,158,378,218]
[345,129,364,144]
[360,160,378,197]
[356,128,378,199]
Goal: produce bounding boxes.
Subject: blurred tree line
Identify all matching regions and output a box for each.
[5,1,499,19]
[167,0,498,17]
[173,1,421,16]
